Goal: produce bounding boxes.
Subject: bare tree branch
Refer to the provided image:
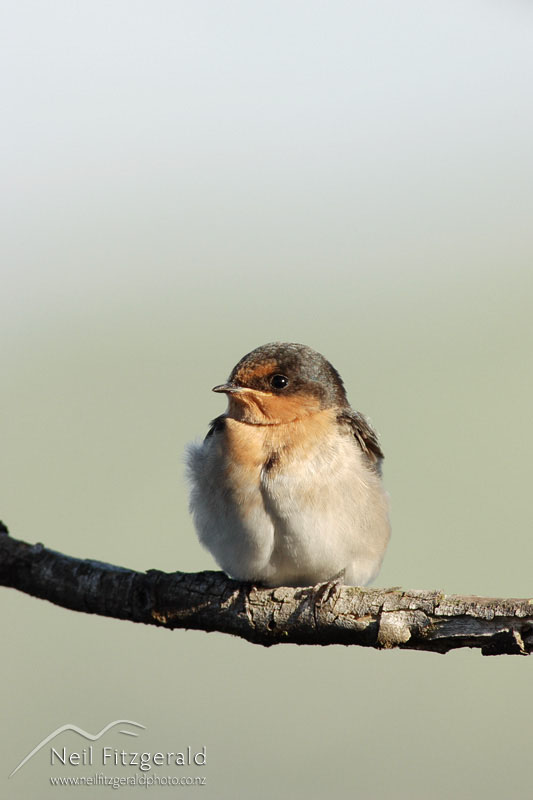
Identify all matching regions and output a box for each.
[1,523,532,655]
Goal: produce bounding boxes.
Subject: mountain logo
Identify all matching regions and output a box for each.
[9,720,146,778]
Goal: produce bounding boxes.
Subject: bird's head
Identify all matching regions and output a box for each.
[213,342,348,425]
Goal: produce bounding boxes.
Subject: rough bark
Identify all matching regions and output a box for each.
[1,524,532,655]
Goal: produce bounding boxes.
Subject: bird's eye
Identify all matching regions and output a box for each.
[270,374,289,390]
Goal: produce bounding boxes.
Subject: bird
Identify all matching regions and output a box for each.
[186,342,390,588]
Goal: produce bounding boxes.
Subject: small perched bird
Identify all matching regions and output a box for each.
[187,342,390,588]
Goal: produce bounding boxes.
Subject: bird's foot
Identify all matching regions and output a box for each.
[313,569,346,609]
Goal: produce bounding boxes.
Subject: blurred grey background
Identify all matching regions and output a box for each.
[2,1,533,797]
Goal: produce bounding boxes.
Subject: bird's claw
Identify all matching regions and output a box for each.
[313,569,346,608]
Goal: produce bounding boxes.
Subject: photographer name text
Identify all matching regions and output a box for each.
[50,746,207,772]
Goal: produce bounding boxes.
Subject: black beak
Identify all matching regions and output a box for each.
[212,382,244,394]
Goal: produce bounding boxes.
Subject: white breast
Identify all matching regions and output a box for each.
[187,420,390,587]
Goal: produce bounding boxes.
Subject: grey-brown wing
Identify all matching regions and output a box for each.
[337,409,384,475]
[204,415,226,440]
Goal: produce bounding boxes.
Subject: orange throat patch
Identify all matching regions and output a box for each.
[226,389,323,425]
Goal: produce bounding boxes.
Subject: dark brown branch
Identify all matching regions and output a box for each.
[1,523,532,655]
